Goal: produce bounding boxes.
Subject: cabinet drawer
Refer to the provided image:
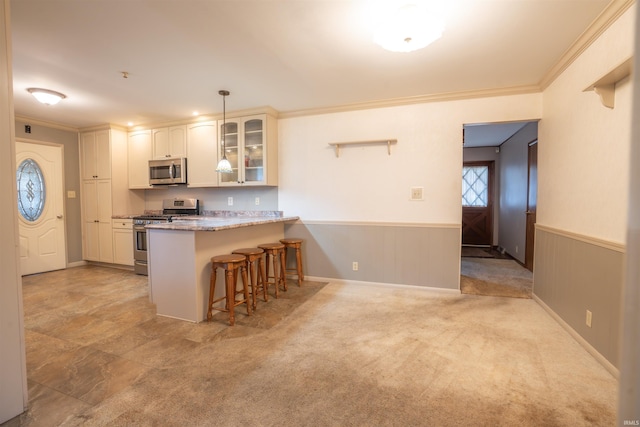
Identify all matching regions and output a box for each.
[112,219,133,229]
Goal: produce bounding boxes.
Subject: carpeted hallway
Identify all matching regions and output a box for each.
[3,265,616,426]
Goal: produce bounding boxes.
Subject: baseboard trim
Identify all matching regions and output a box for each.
[306,276,461,294]
[72,261,135,272]
[66,261,87,268]
[533,293,619,379]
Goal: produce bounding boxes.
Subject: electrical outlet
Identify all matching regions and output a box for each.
[352,262,358,271]
[255,197,260,206]
[586,310,592,328]
[515,245,519,253]
[227,197,233,206]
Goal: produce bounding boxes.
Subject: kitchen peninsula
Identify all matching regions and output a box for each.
[146,212,299,322]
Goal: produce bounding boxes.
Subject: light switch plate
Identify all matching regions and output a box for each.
[410,187,424,201]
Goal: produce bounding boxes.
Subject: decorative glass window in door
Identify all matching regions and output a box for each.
[17,158,46,221]
[462,165,488,207]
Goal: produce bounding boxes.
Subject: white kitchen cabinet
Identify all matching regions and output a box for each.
[82,180,113,263]
[80,129,111,180]
[113,219,134,266]
[218,114,278,186]
[79,126,142,266]
[187,120,218,187]
[152,125,187,159]
[128,129,153,189]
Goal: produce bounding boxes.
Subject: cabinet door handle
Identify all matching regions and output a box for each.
[56,214,63,219]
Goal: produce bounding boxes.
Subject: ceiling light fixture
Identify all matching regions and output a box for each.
[27,88,66,105]
[215,90,233,173]
[373,2,445,53]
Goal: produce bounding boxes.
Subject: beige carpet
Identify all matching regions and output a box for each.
[59,282,615,426]
[461,258,533,299]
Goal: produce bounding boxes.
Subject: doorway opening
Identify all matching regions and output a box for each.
[460,120,538,298]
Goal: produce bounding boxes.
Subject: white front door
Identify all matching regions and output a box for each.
[16,141,66,275]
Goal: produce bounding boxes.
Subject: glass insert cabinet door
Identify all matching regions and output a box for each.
[219,121,239,184]
[219,116,265,185]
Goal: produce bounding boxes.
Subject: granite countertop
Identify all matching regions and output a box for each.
[112,210,285,220]
[144,215,300,231]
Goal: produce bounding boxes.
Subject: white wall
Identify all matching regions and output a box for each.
[278,94,542,224]
[538,5,635,244]
[0,0,28,421]
[619,2,640,417]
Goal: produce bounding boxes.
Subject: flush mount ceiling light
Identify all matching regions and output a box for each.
[215,90,233,174]
[27,88,66,105]
[373,2,445,53]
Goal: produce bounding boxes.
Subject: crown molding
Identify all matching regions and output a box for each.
[127,106,279,131]
[278,85,541,119]
[14,115,79,132]
[538,0,635,90]
[78,123,128,132]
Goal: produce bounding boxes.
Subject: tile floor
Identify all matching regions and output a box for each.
[2,265,326,426]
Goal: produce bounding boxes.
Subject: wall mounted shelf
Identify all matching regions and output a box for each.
[584,57,632,109]
[328,139,397,157]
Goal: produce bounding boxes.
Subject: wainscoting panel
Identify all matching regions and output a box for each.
[285,222,461,289]
[534,225,624,368]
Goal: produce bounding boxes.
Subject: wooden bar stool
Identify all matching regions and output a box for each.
[232,247,266,310]
[280,238,304,286]
[207,254,251,326]
[258,242,287,297]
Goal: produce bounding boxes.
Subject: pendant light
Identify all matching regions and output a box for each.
[215,90,233,173]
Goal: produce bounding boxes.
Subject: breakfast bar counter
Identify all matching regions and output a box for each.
[146,214,299,322]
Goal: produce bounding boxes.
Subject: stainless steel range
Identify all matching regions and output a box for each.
[133,198,200,275]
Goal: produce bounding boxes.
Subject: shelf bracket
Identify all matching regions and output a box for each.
[328,139,397,158]
[584,57,632,109]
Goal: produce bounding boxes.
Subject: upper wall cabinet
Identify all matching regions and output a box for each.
[152,125,187,159]
[80,129,111,180]
[218,114,278,186]
[187,121,218,188]
[128,129,153,189]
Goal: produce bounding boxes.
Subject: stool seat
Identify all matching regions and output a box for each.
[208,253,251,326]
[258,242,285,251]
[212,253,246,264]
[232,247,264,256]
[232,248,266,310]
[258,242,286,297]
[280,238,303,245]
[280,238,304,286]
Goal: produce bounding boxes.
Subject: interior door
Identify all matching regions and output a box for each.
[462,161,494,246]
[16,141,66,275]
[524,141,538,271]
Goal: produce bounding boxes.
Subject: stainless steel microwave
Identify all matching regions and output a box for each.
[149,158,187,185]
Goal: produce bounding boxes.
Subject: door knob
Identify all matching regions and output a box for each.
[56,214,63,219]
